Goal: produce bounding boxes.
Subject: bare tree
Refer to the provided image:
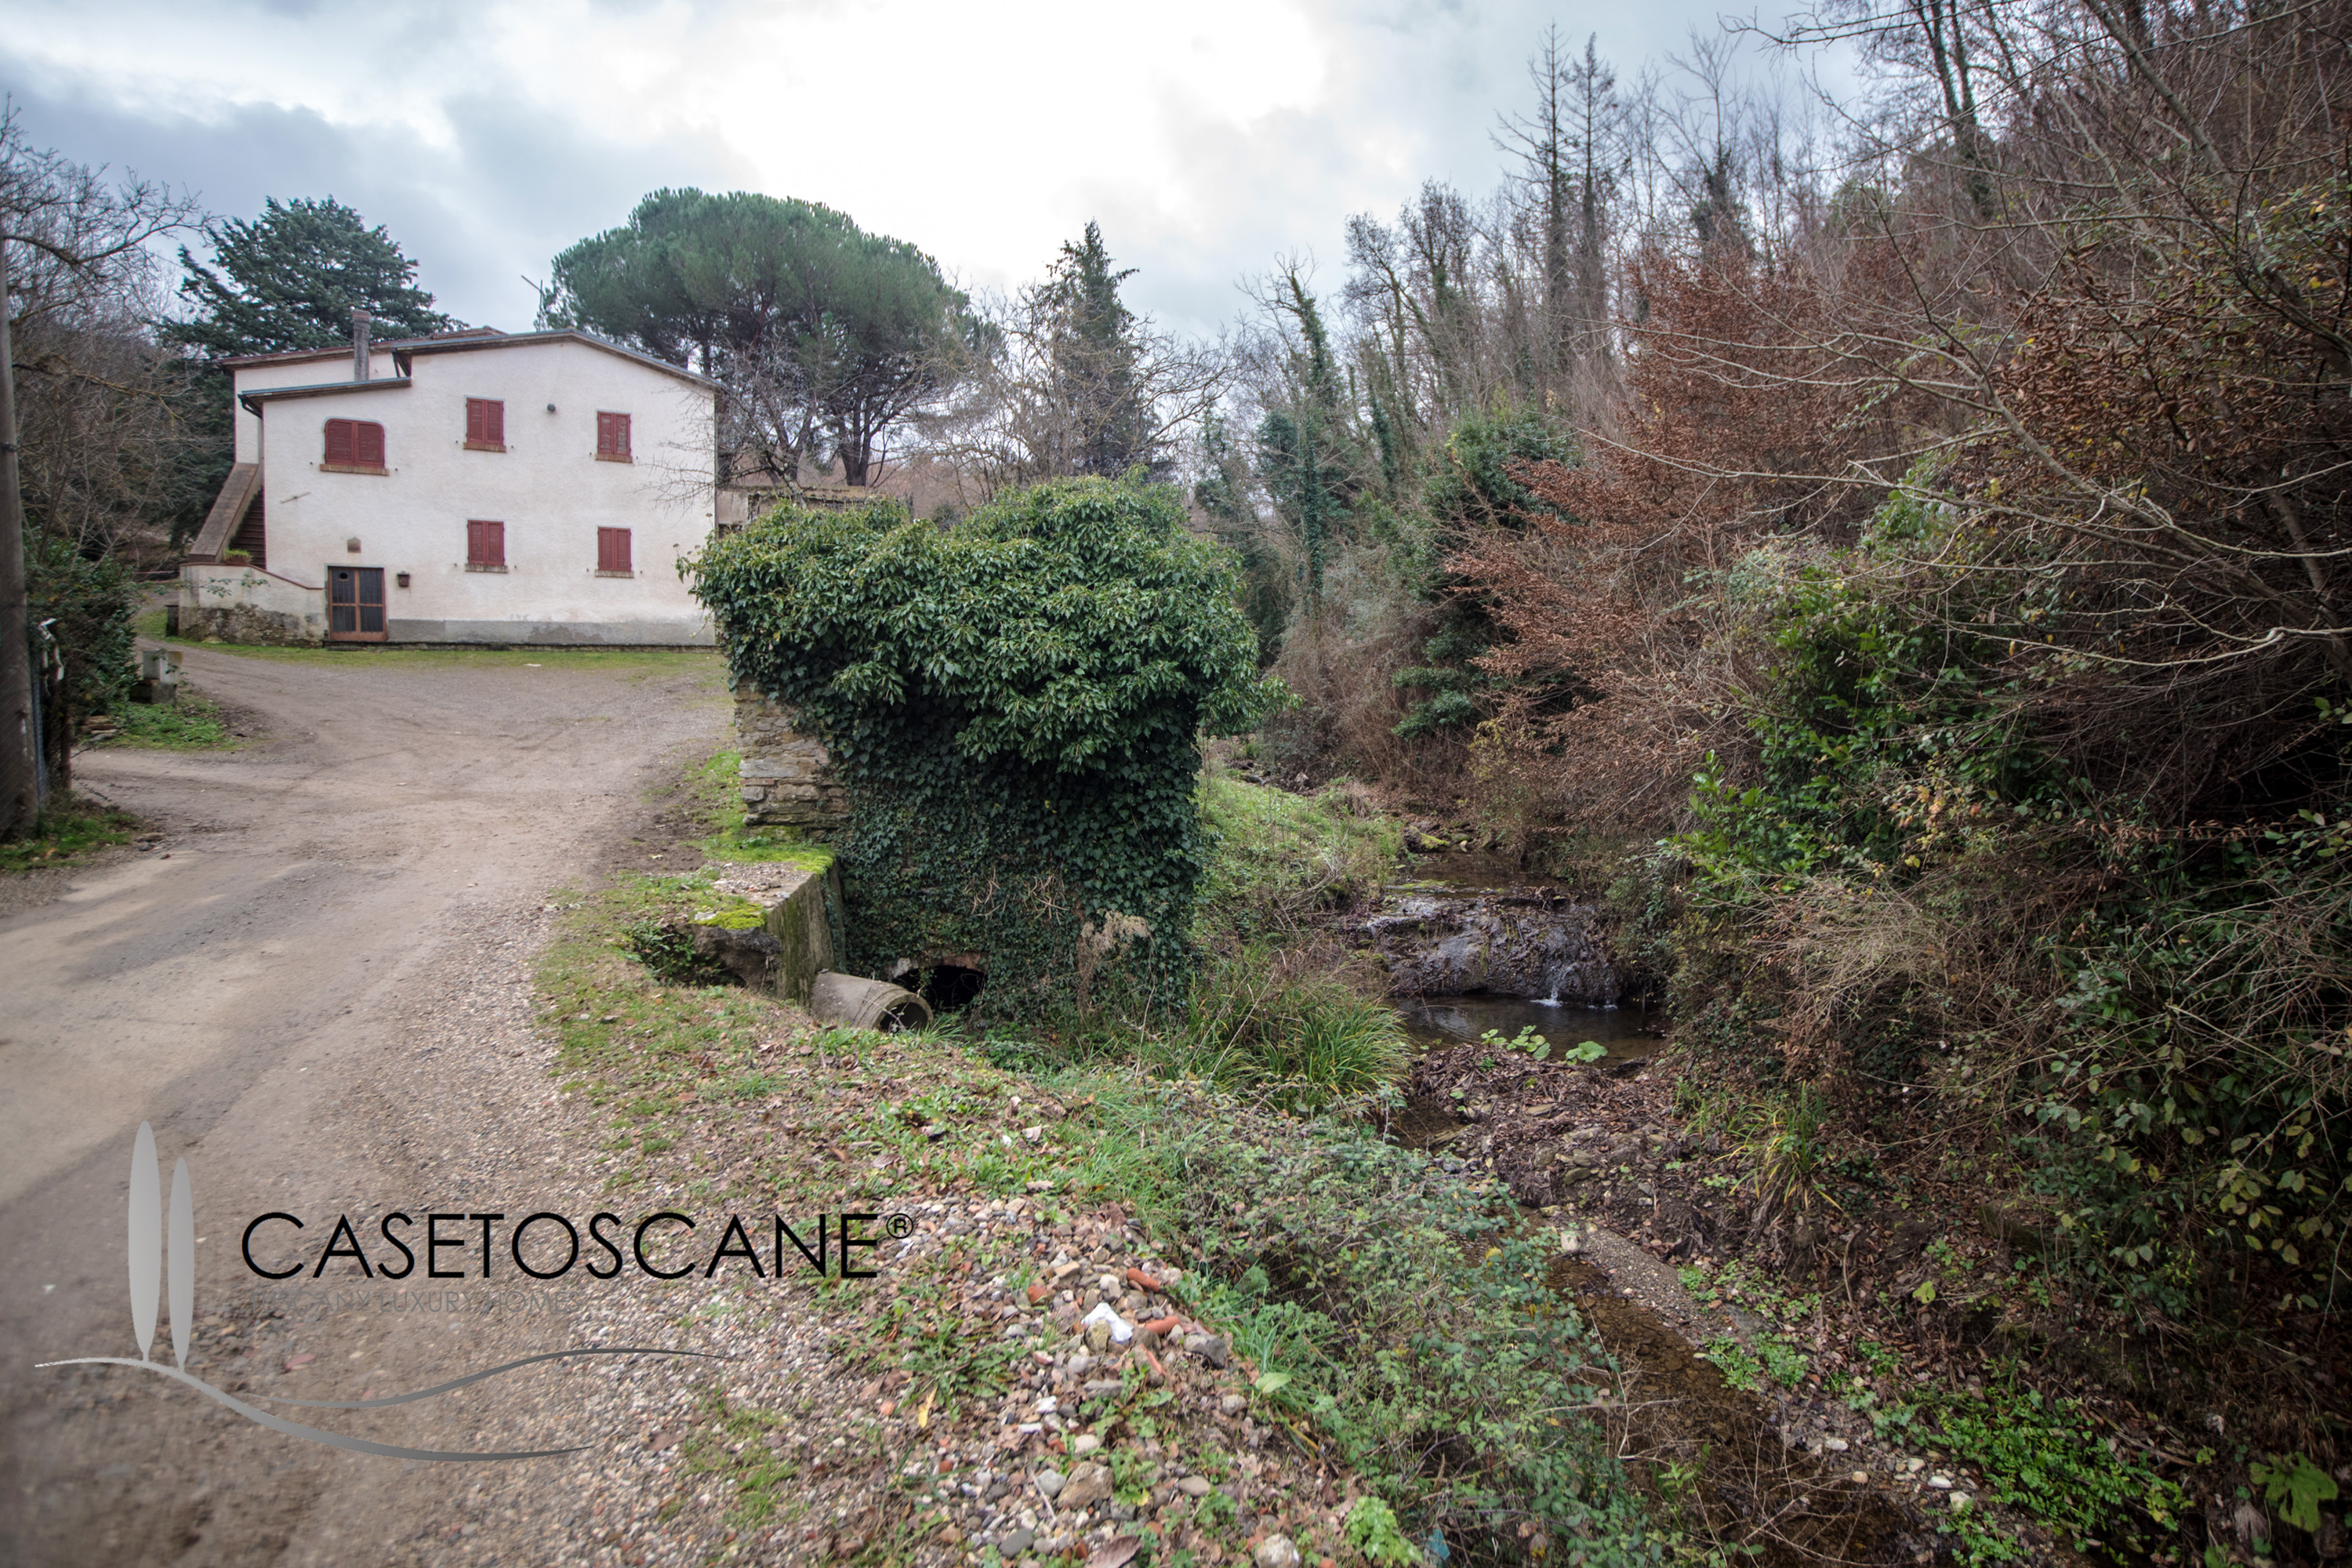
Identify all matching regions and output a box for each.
[1496,31,1627,404]
[0,107,197,837]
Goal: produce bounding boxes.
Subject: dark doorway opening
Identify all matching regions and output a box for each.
[920,964,986,1011]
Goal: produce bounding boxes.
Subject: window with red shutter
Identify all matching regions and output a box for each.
[465,398,506,450]
[597,528,632,574]
[466,520,506,568]
[323,419,387,472]
[595,412,632,460]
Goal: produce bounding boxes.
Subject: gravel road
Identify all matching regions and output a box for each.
[0,644,735,1566]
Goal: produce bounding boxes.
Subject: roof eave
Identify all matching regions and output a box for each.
[238,379,415,416]
[394,328,718,390]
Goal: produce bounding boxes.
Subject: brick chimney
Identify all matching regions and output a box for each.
[351,308,372,381]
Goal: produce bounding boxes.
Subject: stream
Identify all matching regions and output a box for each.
[1398,995,1665,1063]
[1361,855,1928,1564]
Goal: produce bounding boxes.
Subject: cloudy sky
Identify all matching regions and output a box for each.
[5,0,1795,339]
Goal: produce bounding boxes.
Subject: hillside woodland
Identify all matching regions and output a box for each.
[1163,0,2352,1559]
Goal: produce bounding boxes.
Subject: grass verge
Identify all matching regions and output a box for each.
[159,639,724,675]
[688,748,836,866]
[1196,770,1401,939]
[2,795,137,874]
[535,855,1657,1564]
[95,690,242,750]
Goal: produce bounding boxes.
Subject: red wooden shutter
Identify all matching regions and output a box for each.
[355,422,385,467]
[325,419,354,466]
[467,519,506,566]
[613,413,629,456]
[486,520,504,566]
[485,400,503,445]
[466,519,485,563]
[597,528,631,572]
[595,412,613,455]
[597,412,631,457]
[467,399,505,445]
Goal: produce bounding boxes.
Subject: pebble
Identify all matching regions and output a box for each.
[1071,1434,1102,1457]
[1851,1471,1869,1484]
[1035,1468,1065,1500]
[1929,1474,1953,1490]
[1059,1461,1114,1510]
[1178,1476,1211,1497]
[1950,1493,1973,1511]
[1823,1437,1849,1452]
[1254,1534,1302,1568]
[1221,1393,1247,1415]
[1000,1526,1035,1555]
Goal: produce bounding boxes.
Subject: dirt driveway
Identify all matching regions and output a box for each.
[0,644,731,1565]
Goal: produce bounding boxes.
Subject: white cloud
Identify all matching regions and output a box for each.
[8,0,1779,336]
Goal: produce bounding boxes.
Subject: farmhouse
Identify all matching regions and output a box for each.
[181,313,720,644]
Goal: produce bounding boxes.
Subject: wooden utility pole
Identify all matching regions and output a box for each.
[0,232,34,840]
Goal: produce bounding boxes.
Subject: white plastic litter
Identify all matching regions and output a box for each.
[1079,1303,1134,1343]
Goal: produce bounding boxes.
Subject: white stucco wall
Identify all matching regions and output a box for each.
[237,336,717,644]
[178,562,328,643]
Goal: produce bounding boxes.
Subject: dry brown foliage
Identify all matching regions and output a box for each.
[1444,241,1932,829]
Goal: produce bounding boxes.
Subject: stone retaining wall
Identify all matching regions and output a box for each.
[735,688,849,829]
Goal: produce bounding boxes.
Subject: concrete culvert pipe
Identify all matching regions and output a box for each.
[808,972,934,1033]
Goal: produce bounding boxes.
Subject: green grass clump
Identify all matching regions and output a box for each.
[2,796,137,873]
[1196,771,1400,938]
[1171,945,1410,1108]
[100,691,239,750]
[691,748,836,869]
[1172,768,1410,1106]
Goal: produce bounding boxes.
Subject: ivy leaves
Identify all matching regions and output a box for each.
[694,481,1283,775]
[689,477,1288,1018]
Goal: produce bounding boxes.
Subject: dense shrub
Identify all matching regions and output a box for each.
[690,478,1284,1020]
[27,533,137,792]
[1669,502,2352,1318]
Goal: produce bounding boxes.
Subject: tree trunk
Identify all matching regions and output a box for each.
[0,237,38,838]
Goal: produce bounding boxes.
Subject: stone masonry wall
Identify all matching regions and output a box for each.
[735,688,849,830]
[180,603,321,646]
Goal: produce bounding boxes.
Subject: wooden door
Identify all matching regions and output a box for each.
[329,566,386,641]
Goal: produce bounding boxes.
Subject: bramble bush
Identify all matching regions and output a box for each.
[1670,497,2352,1320]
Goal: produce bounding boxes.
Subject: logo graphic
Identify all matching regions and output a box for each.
[36,1123,716,1461]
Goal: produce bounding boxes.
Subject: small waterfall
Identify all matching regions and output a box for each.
[1350,881,1619,1004]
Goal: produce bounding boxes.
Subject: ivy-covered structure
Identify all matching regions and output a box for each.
[691,478,1283,1018]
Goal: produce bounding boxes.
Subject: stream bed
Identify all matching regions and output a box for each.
[1398,995,1666,1063]
[1382,1040,1935,1566]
